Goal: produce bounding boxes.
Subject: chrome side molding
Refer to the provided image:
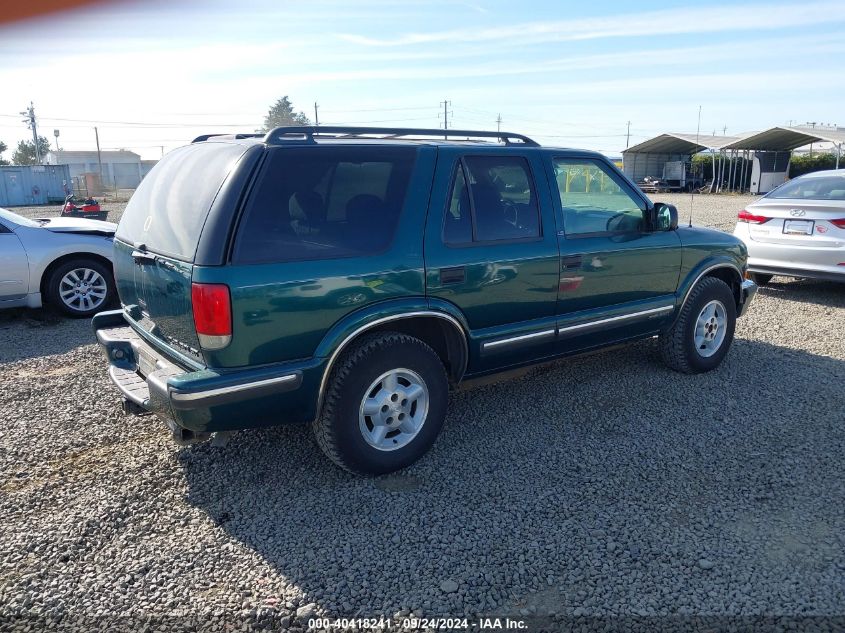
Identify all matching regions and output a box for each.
[481,329,556,353]
[557,305,674,336]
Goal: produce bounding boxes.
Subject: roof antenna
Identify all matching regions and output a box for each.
[689,105,702,227]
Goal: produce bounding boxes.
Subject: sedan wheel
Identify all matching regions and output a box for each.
[47,258,116,317]
[59,267,108,313]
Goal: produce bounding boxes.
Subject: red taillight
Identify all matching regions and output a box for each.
[738,209,770,224]
[830,219,845,229]
[191,283,231,350]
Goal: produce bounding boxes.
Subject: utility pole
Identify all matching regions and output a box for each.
[496,113,502,132]
[94,127,104,192]
[625,121,631,148]
[722,125,727,135]
[20,101,42,164]
[314,102,319,126]
[440,100,451,138]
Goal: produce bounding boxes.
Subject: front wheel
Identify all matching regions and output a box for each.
[46,258,116,317]
[313,332,448,475]
[659,276,737,374]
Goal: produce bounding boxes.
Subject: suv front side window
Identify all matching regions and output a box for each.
[553,159,646,237]
[443,156,540,244]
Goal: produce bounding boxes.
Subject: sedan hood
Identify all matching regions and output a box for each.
[38,216,117,234]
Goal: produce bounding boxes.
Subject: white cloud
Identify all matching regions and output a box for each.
[338,0,845,46]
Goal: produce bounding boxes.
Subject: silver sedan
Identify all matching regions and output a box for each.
[733,169,845,285]
[0,207,117,317]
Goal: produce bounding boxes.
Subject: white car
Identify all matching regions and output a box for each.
[733,169,845,285]
[0,207,117,316]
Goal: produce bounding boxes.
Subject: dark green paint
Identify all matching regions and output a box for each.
[98,141,751,434]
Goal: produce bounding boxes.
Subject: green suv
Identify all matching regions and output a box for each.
[94,126,757,474]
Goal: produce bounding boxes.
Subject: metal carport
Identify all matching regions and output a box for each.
[722,126,845,168]
[720,126,845,193]
[622,133,744,192]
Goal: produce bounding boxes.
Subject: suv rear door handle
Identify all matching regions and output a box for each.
[131,250,157,265]
[561,255,582,269]
[439,266,465,285]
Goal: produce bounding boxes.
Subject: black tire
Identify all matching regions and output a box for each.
[312,332,448,475]
[46,258,116,318]
[659,276,737,374]
[749,272,772,287]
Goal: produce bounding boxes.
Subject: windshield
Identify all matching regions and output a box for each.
[0,208,40,228]
[767,175,845,200]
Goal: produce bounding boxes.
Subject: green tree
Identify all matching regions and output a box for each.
[789,153,839,177]
[12,136,51,165]
[263,96,310,131]
[0,140,8,166]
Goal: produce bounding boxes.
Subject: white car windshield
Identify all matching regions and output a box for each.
[0,207,41,228]
[768,175,845,200]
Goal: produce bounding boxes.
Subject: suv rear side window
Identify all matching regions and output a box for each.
[444,156,540,244]
[234,147,416,264]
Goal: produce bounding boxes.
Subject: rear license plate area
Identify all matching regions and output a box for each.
[783,220,814,235]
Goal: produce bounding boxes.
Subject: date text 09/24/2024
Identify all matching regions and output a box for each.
[306,617,527,629]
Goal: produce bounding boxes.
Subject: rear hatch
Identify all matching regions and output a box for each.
[113,141,252,365]
[745,175,845,249]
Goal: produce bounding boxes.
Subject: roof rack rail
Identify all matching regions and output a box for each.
[261,126,539,147]
[192,133,264,143]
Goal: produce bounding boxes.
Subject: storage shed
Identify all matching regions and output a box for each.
[43,149,144,189]
[0,164,72,206]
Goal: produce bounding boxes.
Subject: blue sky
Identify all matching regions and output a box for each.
[1,0,844,159]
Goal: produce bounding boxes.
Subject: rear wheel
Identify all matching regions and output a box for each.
[46,258,116,317]
[659,276,737,374]
[748,272,772,286]
[313,332,448,475]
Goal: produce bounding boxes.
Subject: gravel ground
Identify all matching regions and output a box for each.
[1,195,844,631]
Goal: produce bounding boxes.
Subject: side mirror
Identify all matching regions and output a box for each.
[653,202,678,231]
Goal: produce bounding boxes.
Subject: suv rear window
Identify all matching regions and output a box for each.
[233,146,416,264]
[116,142,248,261]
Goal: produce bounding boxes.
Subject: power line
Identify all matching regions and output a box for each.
[318,106,437,114]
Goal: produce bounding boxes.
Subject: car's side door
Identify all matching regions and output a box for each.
[547,154,682,350]
[425,148,560,374]
[0,220,29,302]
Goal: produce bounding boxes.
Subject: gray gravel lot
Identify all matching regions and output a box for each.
[1,194,844,631]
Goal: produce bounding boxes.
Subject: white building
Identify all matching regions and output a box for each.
[43,149,144,189]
